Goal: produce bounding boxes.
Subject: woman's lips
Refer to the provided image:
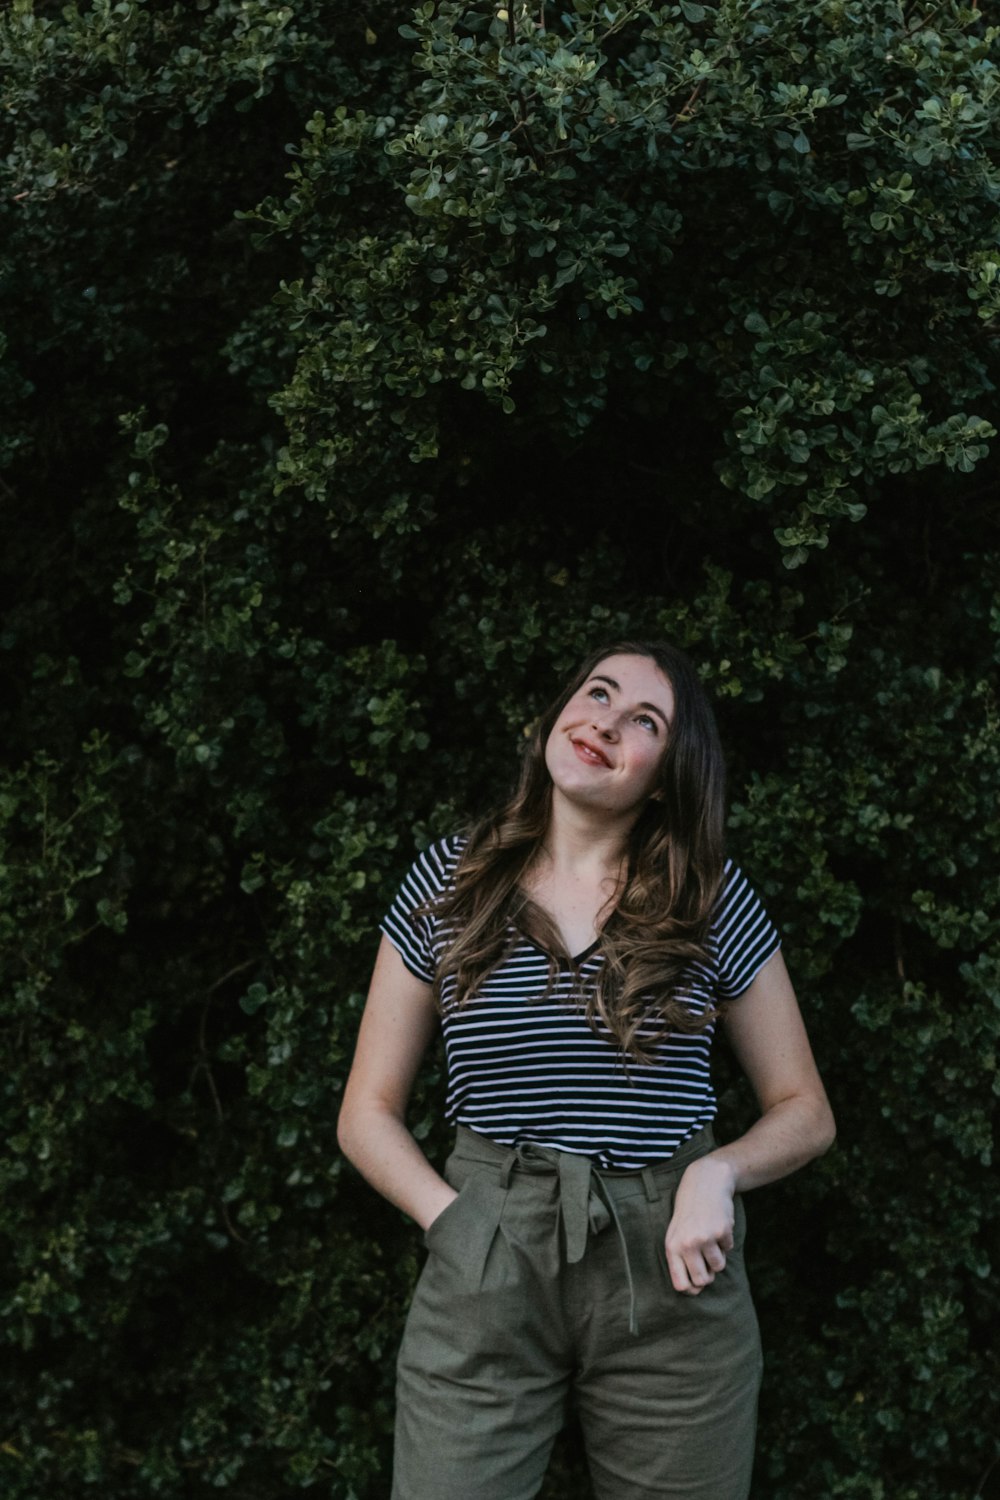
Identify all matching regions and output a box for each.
[572,738,612,768]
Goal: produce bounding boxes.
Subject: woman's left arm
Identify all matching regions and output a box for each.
[664,950,836,1295]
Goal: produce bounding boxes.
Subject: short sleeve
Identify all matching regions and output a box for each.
[713,862,782,999]
[378,836,462,984]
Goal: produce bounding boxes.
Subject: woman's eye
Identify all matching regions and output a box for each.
[636,714,657,733]
[588,686,609,702]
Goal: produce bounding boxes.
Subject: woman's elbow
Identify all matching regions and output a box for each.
[812,1097,837,1158]
[336,1089,403,1165]
[335,1100,353,1160]
[336,1093,367,1164]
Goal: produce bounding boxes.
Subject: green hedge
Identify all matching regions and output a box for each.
[1,1,997,1495]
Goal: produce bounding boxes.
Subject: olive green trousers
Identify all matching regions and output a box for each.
[392,1125,762,1500]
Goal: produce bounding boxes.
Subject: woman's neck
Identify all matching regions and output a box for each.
[518,794,635,956]
[539,790,636,880]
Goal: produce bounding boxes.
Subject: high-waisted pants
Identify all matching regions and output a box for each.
[392,1125,763,1500]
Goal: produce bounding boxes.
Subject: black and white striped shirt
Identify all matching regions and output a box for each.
[381,834,781,1168]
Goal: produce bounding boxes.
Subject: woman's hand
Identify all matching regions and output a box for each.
[664,952,836,1295]
[664,1153,738,1295]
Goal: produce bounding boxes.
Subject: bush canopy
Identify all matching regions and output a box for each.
[1,1,998,1496]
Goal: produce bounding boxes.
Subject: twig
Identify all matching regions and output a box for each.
[206,956,258,995]
[972,1452,999,1497]
[66,920,103,946]
[194,1001,226,1124]
[502,4,543,166]
[216,1198,248,1245]
[906,4,943,35]
[793,590,870,644]
[191,979,253,1244]
[923,505,939,595]
[673,78,706,125]
[893,914,907,982]
[187,960,258,1103]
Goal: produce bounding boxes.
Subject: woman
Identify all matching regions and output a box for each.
[337,641,835,1500]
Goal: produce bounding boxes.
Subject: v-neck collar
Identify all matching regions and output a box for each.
[570,937,601,965]
[516,930,602,967]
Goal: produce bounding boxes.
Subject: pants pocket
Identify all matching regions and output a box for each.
[421,1166,506,1289]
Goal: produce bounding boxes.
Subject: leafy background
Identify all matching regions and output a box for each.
[1,1,998,1495]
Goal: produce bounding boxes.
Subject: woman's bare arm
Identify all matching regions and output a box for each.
[336,935,458,1231]
[664,949,836,1294]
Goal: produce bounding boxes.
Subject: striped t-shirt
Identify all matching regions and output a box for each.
[380,834,781,1169]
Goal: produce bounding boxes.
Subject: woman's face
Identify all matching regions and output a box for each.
[544,653,675,816]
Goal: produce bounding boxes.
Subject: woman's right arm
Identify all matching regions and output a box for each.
[336,934,458,1231]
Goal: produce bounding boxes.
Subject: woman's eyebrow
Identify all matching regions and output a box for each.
[589,675,670,727]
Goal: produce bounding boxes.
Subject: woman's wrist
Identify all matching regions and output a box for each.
[685,1151,738,1196]
[418,1182,459,1232]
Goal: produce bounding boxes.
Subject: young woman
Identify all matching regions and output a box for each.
[337,641,835,1500]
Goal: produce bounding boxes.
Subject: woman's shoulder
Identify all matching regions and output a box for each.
[403,829,468,891]
[708,857,780,980]
[715,856,758,899]
[708,857,774,939]
[382,831,468,936]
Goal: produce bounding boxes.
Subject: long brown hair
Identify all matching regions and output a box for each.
[428,641,728,1062]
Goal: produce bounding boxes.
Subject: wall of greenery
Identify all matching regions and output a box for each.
[1,1,997,1495]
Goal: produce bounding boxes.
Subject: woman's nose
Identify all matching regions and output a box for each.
[592,712,619,739]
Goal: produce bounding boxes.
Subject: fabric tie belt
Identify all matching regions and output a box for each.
[452,1128,710,1338]
[502,1144,647,1334]
[448,1126,715,1336]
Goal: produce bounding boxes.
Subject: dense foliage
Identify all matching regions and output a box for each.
[1,1,998,1496]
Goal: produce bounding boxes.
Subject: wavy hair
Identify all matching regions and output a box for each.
[427,641,728,1063]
